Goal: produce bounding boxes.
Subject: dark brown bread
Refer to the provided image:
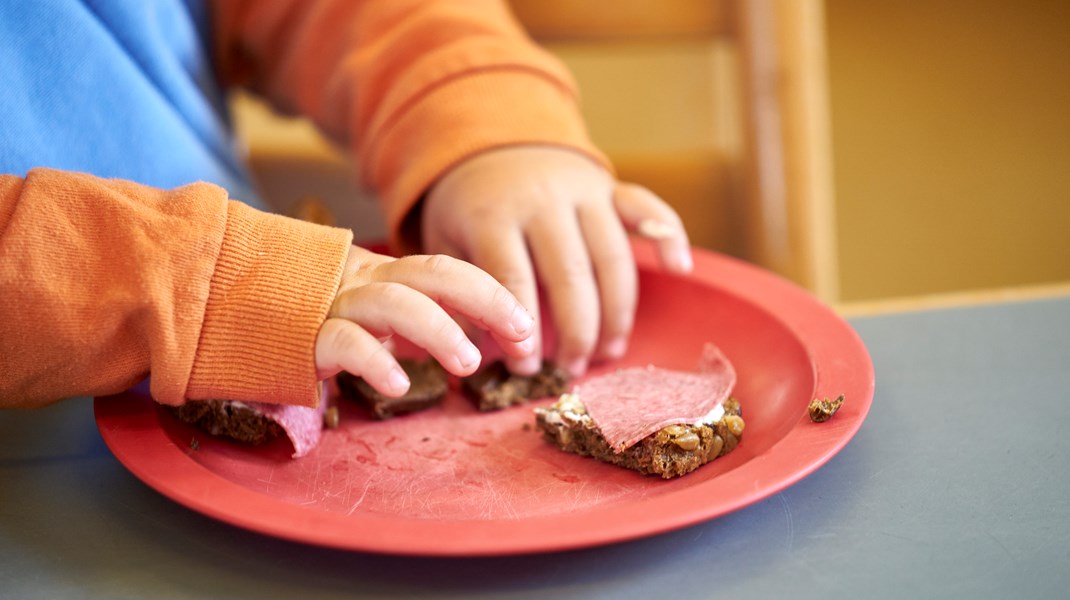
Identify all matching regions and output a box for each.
[170,400,283,445]
[336,358,448,419]
[462,360,570,411]
[534,395,744,479]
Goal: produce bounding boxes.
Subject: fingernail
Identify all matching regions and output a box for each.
[388,366,410,395]
[512,307,535,336]
[679,250,693,272]
[602,337,627,359]
[457,340,482,370]
[671,249,693,273]
[563,357,588,378]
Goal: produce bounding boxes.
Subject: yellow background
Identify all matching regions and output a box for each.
[826,0,1070,300]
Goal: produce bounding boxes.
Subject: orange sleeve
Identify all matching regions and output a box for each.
[0,169,352,409]
[210,0,610,252]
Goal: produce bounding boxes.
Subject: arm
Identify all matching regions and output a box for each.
[0,169,533,408]
[0,169,351,409]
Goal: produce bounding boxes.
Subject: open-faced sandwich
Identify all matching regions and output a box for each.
[534,344,744,479]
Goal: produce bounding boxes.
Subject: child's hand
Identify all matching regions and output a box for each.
[421,146,691,378]
[314,246,535,397]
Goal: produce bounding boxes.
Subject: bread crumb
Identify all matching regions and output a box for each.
[808,394,845,422]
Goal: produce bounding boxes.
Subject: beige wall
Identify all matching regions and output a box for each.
[826,0,1070,300]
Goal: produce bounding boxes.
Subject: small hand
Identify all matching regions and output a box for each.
[422,146,691,378]
[314,246,535,397]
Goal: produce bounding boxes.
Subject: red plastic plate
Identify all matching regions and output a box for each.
[95,245,873,556]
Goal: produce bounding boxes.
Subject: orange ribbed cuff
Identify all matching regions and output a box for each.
[365,69,612,252]
[184,201,353,407]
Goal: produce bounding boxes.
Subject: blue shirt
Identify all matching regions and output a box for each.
[0,0,260,205]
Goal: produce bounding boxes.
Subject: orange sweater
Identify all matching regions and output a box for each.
[0,0,605,409]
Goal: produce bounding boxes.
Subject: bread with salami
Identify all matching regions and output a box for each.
[170,394,327,458]
[533,345,743,478]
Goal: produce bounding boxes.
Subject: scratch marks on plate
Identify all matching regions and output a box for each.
[345,479,373,516]
[256,469,275,493]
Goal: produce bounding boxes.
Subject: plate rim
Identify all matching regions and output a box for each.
[95,245,874,556]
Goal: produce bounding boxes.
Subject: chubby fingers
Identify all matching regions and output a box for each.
[333,281,491,377]
[527,207,600,377]
[315,318,410,396]
[614,183,693,273]
[323,253,536,395]
[465,228,544,376]
[578,200,638,362]
[370,254,536,349]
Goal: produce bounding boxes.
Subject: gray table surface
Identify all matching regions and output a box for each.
[3,296,1069,599]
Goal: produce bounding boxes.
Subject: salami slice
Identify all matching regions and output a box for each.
[246,380,329,458]
[577,344,737,452]
[248,399,327,458]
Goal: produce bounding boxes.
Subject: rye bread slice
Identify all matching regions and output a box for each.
[461,360,570,411]
[170,400,283,446]
[336,358,448,419]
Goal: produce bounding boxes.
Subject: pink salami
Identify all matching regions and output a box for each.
[578,344,737,452]
[248,399,327,458]
[241,382,328,458]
